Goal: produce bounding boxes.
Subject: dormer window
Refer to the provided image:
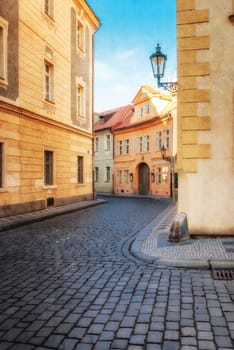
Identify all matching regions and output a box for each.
[139,103,150,118]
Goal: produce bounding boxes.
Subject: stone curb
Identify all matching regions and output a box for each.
[0,199,107,232]
[130,206,234,270]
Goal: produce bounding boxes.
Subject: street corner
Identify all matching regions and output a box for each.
[130,221,234,270]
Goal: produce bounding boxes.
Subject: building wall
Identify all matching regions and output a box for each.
[0,0,19,100]
[0,103,93,217]
[114,116,173,197]
[0,0,99,217]
[177,0,234,234]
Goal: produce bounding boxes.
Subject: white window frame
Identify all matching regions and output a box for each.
[137,136,143,153]
[44,0,54,18]
[76,78,86,119]
[76,17,85,52]
[163,129,170,149]
[94,137,99,153]
[44,60,54,102]
[94,167,99,182]
[116,140,123,155]
[156,166,168,184]
[156,131,163,151]
[162,166,169,184]
[124,139,129,154]
[0,141,6,190]
[145,103,150,115]
[117,170,122,184]
[77,155,84,184]
[143,135,150,152]
[105,134,111,151]
[105,166,111,183]
[123,169,129,184]
[44,149,55,186]
[0,17,8,87]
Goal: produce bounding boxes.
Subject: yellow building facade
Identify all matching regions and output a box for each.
[114,86,177,197]
[177,0,234,234]
[0,0,99,217]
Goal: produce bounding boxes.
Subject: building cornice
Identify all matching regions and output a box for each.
[113,114,171,134]
[74,0,100,30]
[0,100,93,139]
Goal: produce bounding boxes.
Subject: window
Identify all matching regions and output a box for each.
[77,19,85,52]
[44,61,54,102]
[94,137,99,152]
[0,17,8,84]
[162,167,168,184]
[44,0,54,18]
[137,136,143,153]
[77,84,85,118]
[0,142,3,188]
[117,140,123,155]
[145,103,150,115]
[124,139,129,154]
[139,104,150,118]
[156,166,168,184]
[123,170,129,184]
[77,156,84,184]
[105,166,111,183]
[105,134,111,151]
[44,150,54,185]
[164,129,170,149]
[94,167,99,182]
[117,170,122,184]
[143,135,150,152]
[140,106,144,118]
[156,131,163,151]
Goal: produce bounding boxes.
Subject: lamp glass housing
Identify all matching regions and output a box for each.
[150,43,167,79]
[160,145,167,159]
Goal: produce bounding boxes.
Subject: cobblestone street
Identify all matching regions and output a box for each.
[0,196,233,350]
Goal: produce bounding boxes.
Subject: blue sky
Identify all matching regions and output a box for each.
[87,0,176,112]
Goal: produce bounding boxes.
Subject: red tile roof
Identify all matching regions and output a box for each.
[94,104,134,132]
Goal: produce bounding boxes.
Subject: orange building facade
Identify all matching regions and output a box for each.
[113,86,177,197]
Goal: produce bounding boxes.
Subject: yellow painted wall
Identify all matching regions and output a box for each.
[177,0,234,235]
[0,104,93,213]
[0,0,99,217]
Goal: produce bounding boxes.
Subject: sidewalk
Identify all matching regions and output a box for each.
[131,204,234,269]
[0,198,106,232]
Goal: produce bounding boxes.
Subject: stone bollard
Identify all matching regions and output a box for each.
[168,212,189,242]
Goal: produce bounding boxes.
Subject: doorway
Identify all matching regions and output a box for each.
[138,163,149,195]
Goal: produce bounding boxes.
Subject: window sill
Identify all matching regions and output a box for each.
[0,78,8,89]
[44,98,55,104]
[43,185,57,189]
[0,188,8,193]
[77,48,86,59]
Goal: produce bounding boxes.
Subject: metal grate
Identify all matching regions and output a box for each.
[212,269,234,280]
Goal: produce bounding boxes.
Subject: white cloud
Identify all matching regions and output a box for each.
[93,47,160,112]
[95,61,117,81]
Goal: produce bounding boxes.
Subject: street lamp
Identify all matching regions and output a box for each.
[150,43,177,92]
[160,145,172,162]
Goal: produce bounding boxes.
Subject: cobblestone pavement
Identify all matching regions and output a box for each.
[0,196,233,350]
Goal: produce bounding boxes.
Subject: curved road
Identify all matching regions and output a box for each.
[0,196,233,349]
